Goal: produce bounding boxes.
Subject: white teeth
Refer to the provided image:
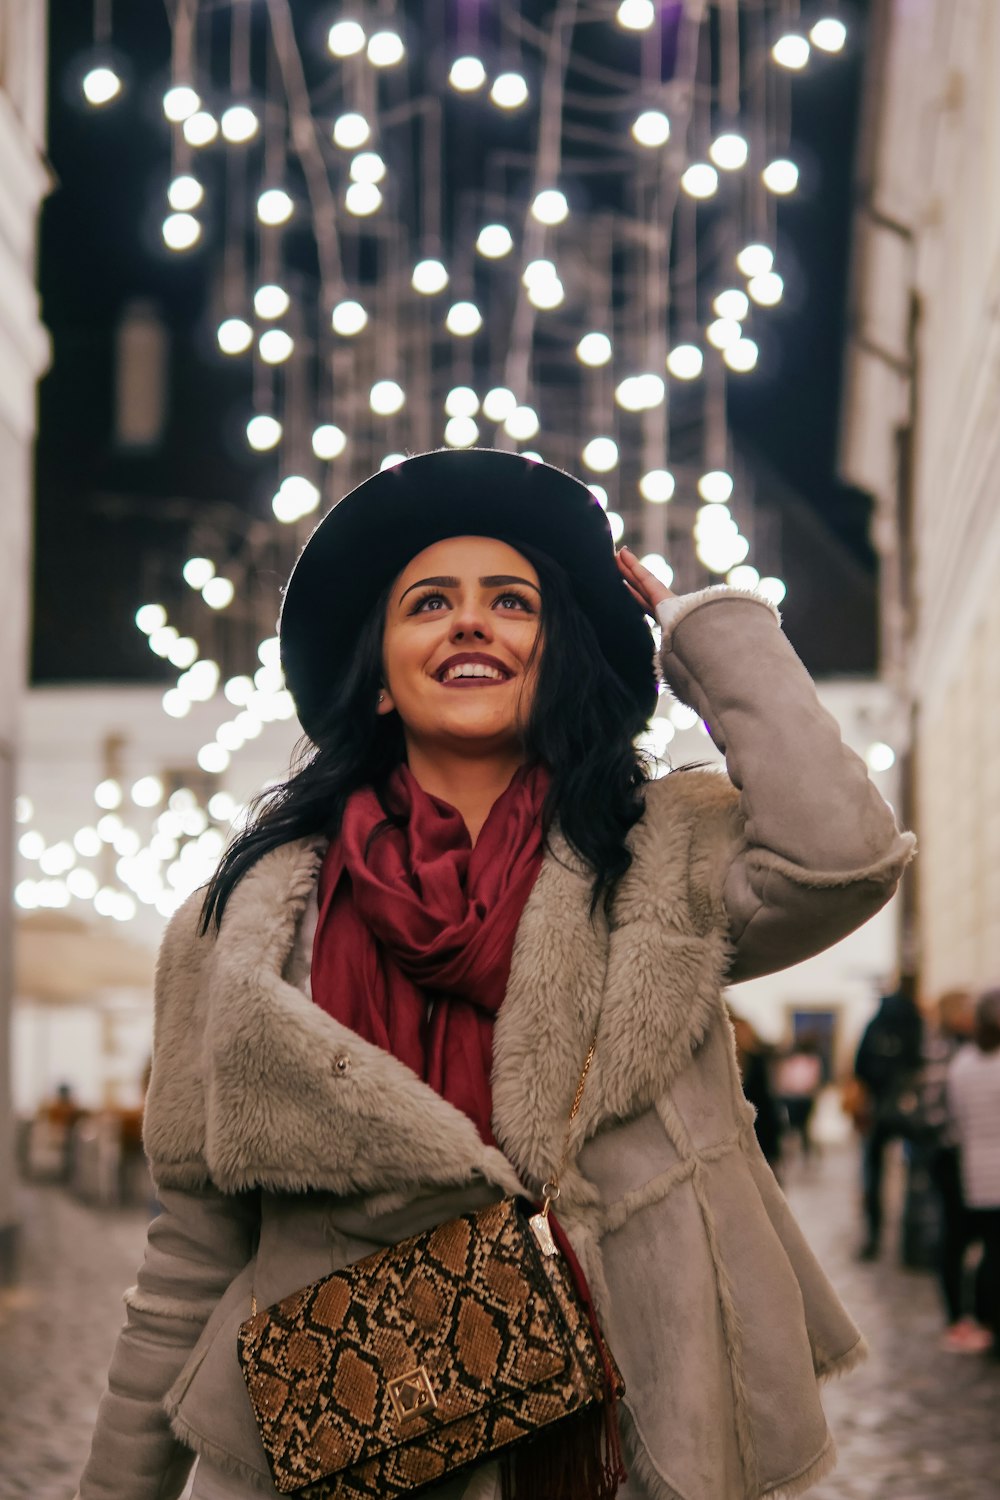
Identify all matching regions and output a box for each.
[442,663,507,682]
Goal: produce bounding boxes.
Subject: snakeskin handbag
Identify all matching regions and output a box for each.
[236,1036,625,1499]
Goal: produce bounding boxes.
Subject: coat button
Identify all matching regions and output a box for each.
[332,1054,352,1076]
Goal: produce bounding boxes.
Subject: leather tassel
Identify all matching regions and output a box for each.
[501,1211,627,1500]
[500,1402,625,1500]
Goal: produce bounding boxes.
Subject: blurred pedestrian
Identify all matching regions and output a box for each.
[915,990,989,1349]
[854,984,924,1260]
[41,1080,84,1182]
[730,1010,784,1171]
[775,1035,824,1163]
[947,987,1000,1354]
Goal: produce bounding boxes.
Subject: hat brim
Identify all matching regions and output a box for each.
[279,448,656,739]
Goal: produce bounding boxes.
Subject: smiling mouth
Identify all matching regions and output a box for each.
[435,656,514,684]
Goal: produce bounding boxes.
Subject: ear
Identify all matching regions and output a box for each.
[376,686,396,717]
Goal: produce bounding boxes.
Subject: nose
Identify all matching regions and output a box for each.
[449,594,493,642]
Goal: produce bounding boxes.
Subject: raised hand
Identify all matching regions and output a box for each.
[616,545,675,617]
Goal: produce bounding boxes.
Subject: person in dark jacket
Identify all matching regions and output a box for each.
[854,984,924,1259]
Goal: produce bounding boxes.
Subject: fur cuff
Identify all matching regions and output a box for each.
[656,586,781,655]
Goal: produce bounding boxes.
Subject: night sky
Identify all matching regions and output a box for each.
[34,0,874,686]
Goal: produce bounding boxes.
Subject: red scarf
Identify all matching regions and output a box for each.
[311,763,548,1143]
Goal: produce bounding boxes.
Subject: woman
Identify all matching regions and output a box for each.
[78,448,914,1500]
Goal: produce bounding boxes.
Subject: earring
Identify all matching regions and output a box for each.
[378,691,385,705]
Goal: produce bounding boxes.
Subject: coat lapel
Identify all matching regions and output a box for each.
[201,836,522,1198]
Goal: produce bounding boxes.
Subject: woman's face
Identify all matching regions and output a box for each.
[379,535,542,755]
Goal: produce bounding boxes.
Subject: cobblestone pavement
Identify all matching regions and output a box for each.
[0,1147,998,1499]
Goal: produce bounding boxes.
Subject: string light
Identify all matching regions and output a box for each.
[723,337,759,373]
[576,332,612,366]
[710,134,749,170]
[617,0,655,30]
[477,224,513,258]
[367,32,405,67]
[491,73,528,109]
[183,111,218,147]
[615,374,665,412]
[728,564,760,591]
[445,301,482,336]
[135,603,167,634]
[504,406,540,441]
[257,188,293,225]
[273,475,321,523]
[312,423,347,459]
[698,470,735,503]
[714,288,750,321]
[411,258,449,294]
[345,182,382,215]
[162,213,200,251]
[203,578,235,610]
[217,317,253,354]
[758,577,788,606]
[707,317,742,350]
[444,416,479,447]
[772,34,810,70]
[328,20,366,57]
[163,84,199,121]
[350,152,386,183]
[254,284,290,319]
[736,243,774,277]
[370,380,406,415]
[763,159,799,195]
[748,271,784,306]
[482,387,517,422]
[221,105,259,143]
[247,415,282,450]
[182,557,214,589]
[449,57,486,92]
[84,65,125,107]
[531,189,569,225]
[811,18,847,53]
[666,344,703,380]
[632,111,670,147]
[259,328,294,363]
[331,298,368,335]
[333,112,370,148]
[168,175,203,211]
[444,387,479,418]
[681,164,718,199]
[639,470,675,503]
[582,437,619,473]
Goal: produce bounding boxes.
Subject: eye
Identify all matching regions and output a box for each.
[494,590,536,613]
[409,590,450,614]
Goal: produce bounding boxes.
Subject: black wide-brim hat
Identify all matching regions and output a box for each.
[279,448,656,739]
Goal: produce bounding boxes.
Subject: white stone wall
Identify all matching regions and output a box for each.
[0,0,50,1274]
[841,0,1000,998]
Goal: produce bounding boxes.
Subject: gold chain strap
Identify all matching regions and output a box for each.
[538,1029,599,1221]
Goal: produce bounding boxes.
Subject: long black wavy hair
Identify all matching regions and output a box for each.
[200,543,652,932]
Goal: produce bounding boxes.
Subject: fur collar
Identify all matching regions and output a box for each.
[145,771,739,1198]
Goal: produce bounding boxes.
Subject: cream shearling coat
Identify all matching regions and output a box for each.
[79,591,914,1500]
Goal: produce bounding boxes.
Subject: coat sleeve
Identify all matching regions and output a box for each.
[78,1185,259,1500]
[656,588,916,982]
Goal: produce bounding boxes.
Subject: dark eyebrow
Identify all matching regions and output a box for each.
[398,573,541,603]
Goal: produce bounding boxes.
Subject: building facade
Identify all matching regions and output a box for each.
[841,0,1000,999]
[0,1,50,1279]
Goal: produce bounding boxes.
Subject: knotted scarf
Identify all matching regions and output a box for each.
[311,763,549,1142]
